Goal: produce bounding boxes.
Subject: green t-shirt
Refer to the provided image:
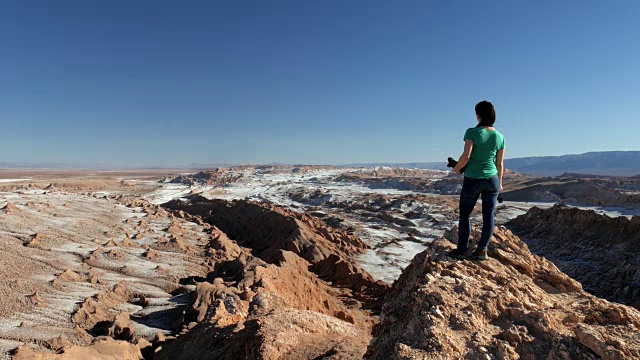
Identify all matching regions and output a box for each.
[463,127,505,179]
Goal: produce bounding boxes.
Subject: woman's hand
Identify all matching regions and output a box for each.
[500,184,504,192]
[453,140,473,175]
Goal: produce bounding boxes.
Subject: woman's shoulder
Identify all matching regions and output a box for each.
[464,127,478,140]
[484,127,504,137]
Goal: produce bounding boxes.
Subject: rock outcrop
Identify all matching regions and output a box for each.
[508,204,640,309]
[169,169,243,187]
[149,196,390,359]
[501,177,640,206]
[366,226,640,359]
[156,296,370,360]
[165,196,388,306]
[13,337,143,359]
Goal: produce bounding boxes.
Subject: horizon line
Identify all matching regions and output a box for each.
[0,150,638,171]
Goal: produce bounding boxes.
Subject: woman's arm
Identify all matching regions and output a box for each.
[496,149,505,191]
[453,140,473,174]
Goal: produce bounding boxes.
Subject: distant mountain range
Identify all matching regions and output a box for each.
[2,151,639,177]
[504,151,640,177]
[343,151,640,177]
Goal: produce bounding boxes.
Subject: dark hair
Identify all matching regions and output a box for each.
[475,100,496,127]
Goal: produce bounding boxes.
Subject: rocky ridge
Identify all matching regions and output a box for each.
[164,196,390,308]
[502,177,640,206]
[508,204,640,309]
[151,196,390,358]
[366,225,640,359]
[169,169,243,187]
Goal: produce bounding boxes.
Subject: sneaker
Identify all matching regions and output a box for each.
[471,249,488,261]
[446,248,468,260]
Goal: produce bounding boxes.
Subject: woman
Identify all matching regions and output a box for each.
[446,100,505,261]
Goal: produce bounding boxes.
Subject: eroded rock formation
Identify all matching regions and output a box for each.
[10,183,640,360]
[147,196,390,359]
[13,337,143,359]
[508,204,640,309]
[366,226,640,359]
[164,196,389,306]
[501,176,640,206]
[169,169,243,187]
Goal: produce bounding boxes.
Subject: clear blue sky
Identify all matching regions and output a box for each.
[1,0,638,167]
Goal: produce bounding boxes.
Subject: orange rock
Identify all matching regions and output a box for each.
[366,226,640,359]
[57,269,85,282]
[13,337,143,359]
[72,282,130,330]
[120,235,139,248]
[2,202,21,214]
[25,233,46,248]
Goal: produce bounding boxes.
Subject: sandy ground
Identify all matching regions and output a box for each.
[0,175,209,358]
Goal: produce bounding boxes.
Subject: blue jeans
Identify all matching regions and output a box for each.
[457,175,500,251]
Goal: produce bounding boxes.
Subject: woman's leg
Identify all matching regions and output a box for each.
[458,177,480,251]
[478,175,500,250]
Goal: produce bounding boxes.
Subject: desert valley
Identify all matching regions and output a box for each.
[0,164,638,359]
[5,1,640,358]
